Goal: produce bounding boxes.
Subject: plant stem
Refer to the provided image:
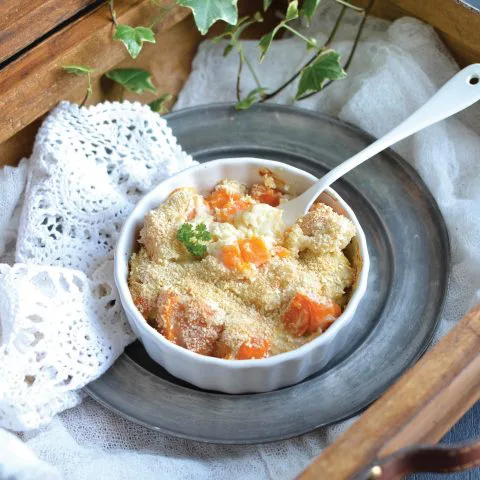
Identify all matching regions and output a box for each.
[108,0,117,25]
[296,0,373,101]
[283,23,317,48]
[80,91,88,108]
[334,0,364,12]
[236,53,243,102]
[80,73,93,108]
[120,88,125,102]
[325,5,346,47]
[229,15,263,100]
[243,53,262,89]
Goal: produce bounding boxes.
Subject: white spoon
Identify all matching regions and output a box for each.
[280,64,480,226]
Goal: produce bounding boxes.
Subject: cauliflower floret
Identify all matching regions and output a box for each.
[301,251,354,301]
[207,222,243,256]
[234,203,285,248]
[214,179,247,196]
[140,188,197,262]
[285,203,355,256]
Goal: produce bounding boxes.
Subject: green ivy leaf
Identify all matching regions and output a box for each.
[301,0,322,19]
[235,87,266,110]
[178,0,238,35]
[295,50,346,99]
[223,43,234,57]
[63,65,94,75]
[285,1,299,21]
[106,68,157,94]
[149,94,173,114]
[113,25,156,59]
[263,0,273,11]
[258,26,281,62]
[258,2,299,62]
[306,37,318,50]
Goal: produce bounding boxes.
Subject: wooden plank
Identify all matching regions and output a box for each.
[357,0,480,66]
[0,0,282,167]
[0,13,201,167]
[387,0,480,47]
[0,0,191,146]
[0,0,99,64]
[297,305,480,480]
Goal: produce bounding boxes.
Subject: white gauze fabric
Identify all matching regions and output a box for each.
[1,2,479,479]
[0,160,27,258]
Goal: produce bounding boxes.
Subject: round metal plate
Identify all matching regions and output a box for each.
[85,104,449,444]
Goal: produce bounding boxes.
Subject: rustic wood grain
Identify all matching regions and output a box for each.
[0,0,280,167]
[297,305,480,480]
[0,13,201,167]
[0,0,98,63]
[356,0,480,67]
[0,0,191,147]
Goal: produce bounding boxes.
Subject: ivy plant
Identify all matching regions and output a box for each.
[64,0,372,113]
[63,65,94,106]
[113,25,156,59]
[149,94,174,114]
[205,0,372,109]
[295,50,346,99]
[105,68,157,96]
[177,0,238,35]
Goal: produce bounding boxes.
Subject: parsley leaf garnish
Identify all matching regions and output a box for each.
[177,223,212,257]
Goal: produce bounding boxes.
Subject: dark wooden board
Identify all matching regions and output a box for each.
[298,306,480,480]
[0,0,100,64]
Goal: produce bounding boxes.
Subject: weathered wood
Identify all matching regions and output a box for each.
[0,0,191,147]
[297,306,480,480]
[0,14,200,166]
[0,0,281,167]
[359,0,480,67]
[0,0,98,63]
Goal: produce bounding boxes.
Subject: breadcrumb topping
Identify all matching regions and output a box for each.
[129,172,357,359]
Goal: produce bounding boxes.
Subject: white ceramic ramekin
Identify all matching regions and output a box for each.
[114,158,369,393]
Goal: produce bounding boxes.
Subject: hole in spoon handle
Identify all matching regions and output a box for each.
[468,75,479,85]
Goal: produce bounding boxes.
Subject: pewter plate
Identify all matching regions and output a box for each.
[85,104,449,444]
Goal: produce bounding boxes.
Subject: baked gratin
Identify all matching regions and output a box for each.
[128,170,356,360]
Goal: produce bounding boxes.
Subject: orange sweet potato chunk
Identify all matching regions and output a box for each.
[238,237,269,266]
[155,291,224,355]
[236,338,270,360]
[250,184,281,207]
[282,293,341,337]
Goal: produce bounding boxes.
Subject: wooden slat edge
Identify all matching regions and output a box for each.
[0,0,98,64]
[353,0,480,66]
[297,305,480,480]
[386,0,480,46]
[0,0,190,144]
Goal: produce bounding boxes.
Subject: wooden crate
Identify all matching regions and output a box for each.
[0,0,282,167]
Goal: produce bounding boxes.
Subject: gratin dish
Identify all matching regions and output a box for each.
[115,157,369,393]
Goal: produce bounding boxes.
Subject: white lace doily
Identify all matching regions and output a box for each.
[0,101,195,431]
[17,101,194,275]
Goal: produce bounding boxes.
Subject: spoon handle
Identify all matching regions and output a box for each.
[308,63,480,200]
